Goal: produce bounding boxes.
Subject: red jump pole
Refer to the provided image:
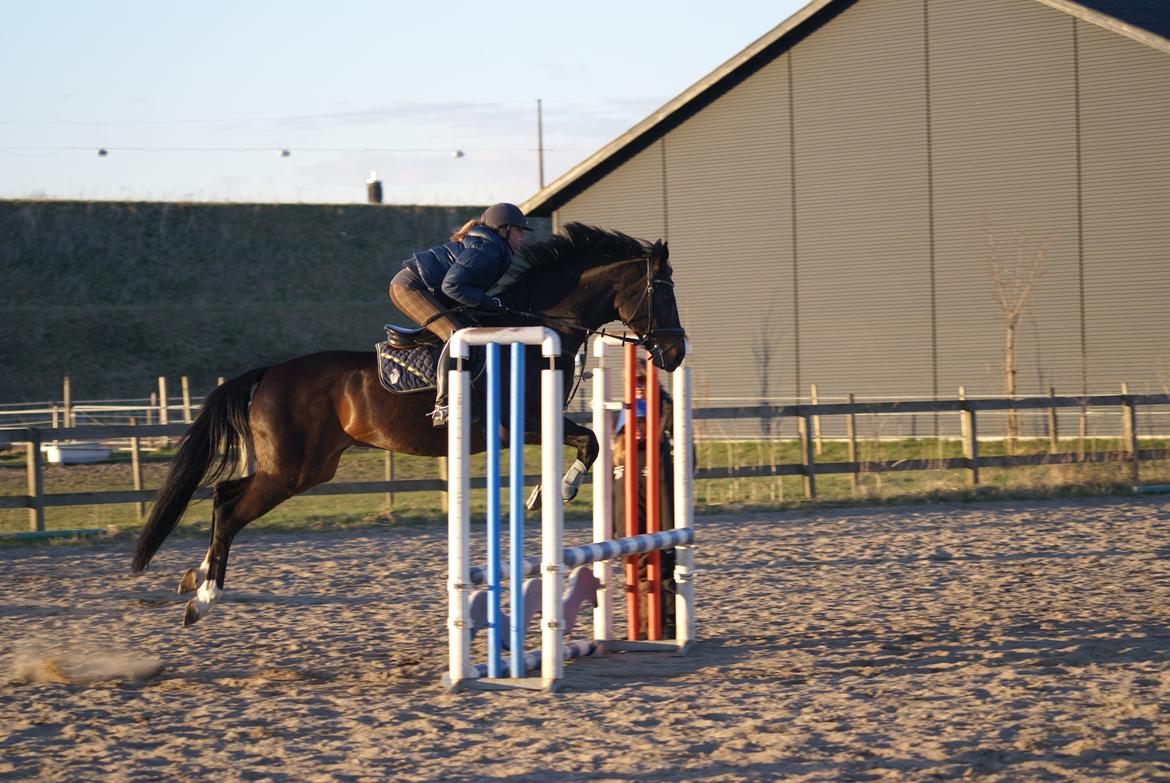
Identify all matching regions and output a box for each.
[623,342,640,640]
[645,353,662,640]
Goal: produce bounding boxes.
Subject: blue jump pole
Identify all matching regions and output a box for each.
[485,343,503,678]
[509,342,526,678]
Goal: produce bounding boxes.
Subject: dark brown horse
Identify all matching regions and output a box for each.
[130,223,687,625]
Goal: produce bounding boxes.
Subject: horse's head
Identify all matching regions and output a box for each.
[499,224,687,369]
[615,240,687,371]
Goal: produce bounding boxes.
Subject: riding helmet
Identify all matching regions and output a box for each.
[480,203,532,231]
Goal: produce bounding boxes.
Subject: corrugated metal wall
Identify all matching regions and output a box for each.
[663,56,792,416]
[555,142,665,240]
[791,0,933,404]
[551,0,1170,435]
[1078,20,1170,400]
[931,0,1082,406]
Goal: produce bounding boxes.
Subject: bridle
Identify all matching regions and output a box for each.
[622,256,686,365]
[486,252,685,360]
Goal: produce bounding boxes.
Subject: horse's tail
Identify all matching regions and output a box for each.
[131,366,268,573]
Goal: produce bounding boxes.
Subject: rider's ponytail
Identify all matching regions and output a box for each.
[450,218,481,242]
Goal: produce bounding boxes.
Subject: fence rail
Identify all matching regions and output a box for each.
[3,390,1169,535]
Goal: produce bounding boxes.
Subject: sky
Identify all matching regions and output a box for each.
[0,0,807,206]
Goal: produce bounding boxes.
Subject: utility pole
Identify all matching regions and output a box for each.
[537,98,545,190]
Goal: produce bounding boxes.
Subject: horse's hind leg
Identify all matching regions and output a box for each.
[182,474,292,626]
[177,480,246,595]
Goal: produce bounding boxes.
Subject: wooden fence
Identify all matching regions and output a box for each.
[692,389,1170,499]
[3,390,1169,535]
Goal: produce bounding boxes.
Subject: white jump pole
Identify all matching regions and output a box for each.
[673,341,696,651]
[591,336,617,645]
[446,326,563,692]
[446,342,473,688]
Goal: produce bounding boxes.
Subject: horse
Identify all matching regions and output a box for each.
[129,223,687,625]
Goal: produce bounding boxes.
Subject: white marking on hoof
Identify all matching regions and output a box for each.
[177,569,199,594]
[561,459,588,503]
[177,555,210,594]
[183,579,223,626]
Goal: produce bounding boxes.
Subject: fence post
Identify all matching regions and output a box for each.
[157,376,169,426]
[1047,386,1059,452]
[810,383,823,456]
[26,429,44,532]
[1079,402,1088,461]
[181,376,193,424]
[1121,382,1140,484]
[63,375,72,429]
[960,386,980,487]
[798,411,816,499]
[846,392,859,496]
[384,451,395,510]
[129,417,145,524]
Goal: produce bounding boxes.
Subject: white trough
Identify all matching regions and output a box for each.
[43,442,111,464]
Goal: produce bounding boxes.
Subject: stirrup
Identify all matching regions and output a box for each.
[430,404,449,428]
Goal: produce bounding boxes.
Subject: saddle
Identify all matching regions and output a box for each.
[383,323,442,350]
[376,324,442,393]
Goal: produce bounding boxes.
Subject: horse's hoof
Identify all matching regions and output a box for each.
[177,569,199,594]
[526,484,542,511]
[561,459,587,503]
[182,600,201,626]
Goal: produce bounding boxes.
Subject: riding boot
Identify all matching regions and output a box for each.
[430,343,485,427]
[430,341,452,427]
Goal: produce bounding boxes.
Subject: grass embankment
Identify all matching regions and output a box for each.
[2,437,1167,539]
[0,201,502,403]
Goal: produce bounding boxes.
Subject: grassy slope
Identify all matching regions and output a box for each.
[0,200,497,402]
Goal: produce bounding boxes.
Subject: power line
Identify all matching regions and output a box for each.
[0,145,589,154]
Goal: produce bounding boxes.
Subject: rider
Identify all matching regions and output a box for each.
[389,202,533,425]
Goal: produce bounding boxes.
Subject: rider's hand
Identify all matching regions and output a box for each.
[480,297,508,313]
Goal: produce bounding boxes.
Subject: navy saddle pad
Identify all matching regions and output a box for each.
[375,341,437,393]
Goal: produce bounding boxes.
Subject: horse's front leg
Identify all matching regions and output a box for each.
[521,417,599,509]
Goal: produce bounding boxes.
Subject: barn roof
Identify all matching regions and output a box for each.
[521,0,1170,218]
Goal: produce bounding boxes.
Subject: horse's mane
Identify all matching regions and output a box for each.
[492,222,650,299]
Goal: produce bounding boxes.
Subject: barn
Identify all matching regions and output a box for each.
[521,0,1170,432]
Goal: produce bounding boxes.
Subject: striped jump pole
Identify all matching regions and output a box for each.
[446,328,695,693]
[623,342,640,639]
[645,351,662,641]
[592,335,695,653]
[445,326,563,692]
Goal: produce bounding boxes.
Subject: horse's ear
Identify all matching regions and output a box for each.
[650,239,668,271]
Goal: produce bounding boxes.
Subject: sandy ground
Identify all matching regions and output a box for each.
[3,496,1170,782]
